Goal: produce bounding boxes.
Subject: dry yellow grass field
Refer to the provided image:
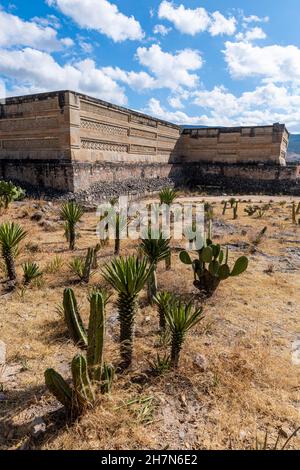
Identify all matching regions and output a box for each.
[0,195,299,450]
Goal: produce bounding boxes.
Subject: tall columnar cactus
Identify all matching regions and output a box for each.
[180,235,248,297]
[82,247,95,283]
[87,292,106,383]
[71,354,95,408]
[233,201,239,220]
[165,299,204,368]
[222,201,228,215]
[153,291,174,331]
[63,288,88,348]
[292,201,300,225]
[46,290,114,415]
[102,256,152,369]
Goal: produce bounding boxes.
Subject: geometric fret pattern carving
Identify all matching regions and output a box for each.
[80,119,128,136]
[81,139,128,152]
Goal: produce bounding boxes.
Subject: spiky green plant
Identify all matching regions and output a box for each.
[153,291,174,330]
[102,256,152,368]
[0,222,27,282]
[148,353,171,376]
[69,248,95,283]
[165,300,204,368]
[60,201,84,250]
[180,232,248,297]
[22,261,42,285]
[0,181,25,209]
[46,290,114,415]
[63,288,88,348]
[140,230,170,303]
[159,187,177,205]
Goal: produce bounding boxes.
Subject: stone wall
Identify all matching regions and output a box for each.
[0,89,298,196]
[177,124,289,165]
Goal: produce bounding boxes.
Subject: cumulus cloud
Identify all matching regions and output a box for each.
[145,97,210,125]
[136,44,203,90]
[0,9,73,51]
[153,24,171,36]
[242,15,269,25]
[158,1,236,36]
[102,66,157,91]
[0,47,127,104]
[48,0,144,42]
[235,27,266,42]
[224,41,300,83]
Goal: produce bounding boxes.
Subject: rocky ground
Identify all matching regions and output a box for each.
[0,196,299,450]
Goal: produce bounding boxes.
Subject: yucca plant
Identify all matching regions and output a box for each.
[22,261,42,286]
[159,187,177,205]
[60,201,84,250]
[153,291,174,331]
[165,299,204,368]
[102,256,152,369]
[0,222,27,282]
[0,181,25,209]
[140,230,170,303]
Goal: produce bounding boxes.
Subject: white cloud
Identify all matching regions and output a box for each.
[209,12,236,37]
[224,41,300,83]
[153,24,171,36]
[136,44,203,90]
[0,47,127,104]
[102,66,157,91]
[145,97,210,125]
[0,9,73,51]
[49,0,144,42]
[235,27,266,42]
[158,1,236,36]
[243,15,269,24]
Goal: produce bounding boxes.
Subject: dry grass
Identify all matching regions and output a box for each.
[0,196,299,450]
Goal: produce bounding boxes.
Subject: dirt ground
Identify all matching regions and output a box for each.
[0,194,299,450]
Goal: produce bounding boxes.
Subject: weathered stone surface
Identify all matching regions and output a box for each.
[0,90,299,195]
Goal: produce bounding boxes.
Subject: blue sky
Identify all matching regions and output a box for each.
[1,0,300,131]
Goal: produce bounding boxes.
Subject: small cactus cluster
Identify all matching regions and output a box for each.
[45,290,114,414]
[180,231,248,296]
[222,198,239,219]
[244,204,270,218]
[292,201,300,225]
[0,180,25,210]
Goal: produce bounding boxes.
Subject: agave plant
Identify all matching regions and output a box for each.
[140,230,170,303]
[165,299,204,368]
[0,181,25,209]
[153,291,174,331]
[22,261,42,285]
[102,256,152,369]
[0,222,27,282]
[159,187,177,205]
[60,201,84,250]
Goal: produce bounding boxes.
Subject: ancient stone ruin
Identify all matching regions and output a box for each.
[0,90,299,196]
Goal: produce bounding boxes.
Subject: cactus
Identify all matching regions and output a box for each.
[71,354,95,408]
[222,201,228,215]
[180,232,248,296]
[87,292,106,383]
[46,291,114,415]
[63,288,88,348]
[44,368,73,410]
[101,362,115,394]
[233,201,239,220]
[82,247,95,283]
[292,201,300,224]
[92,243,101,269]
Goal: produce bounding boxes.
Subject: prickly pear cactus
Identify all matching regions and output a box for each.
[180,235,248,296]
